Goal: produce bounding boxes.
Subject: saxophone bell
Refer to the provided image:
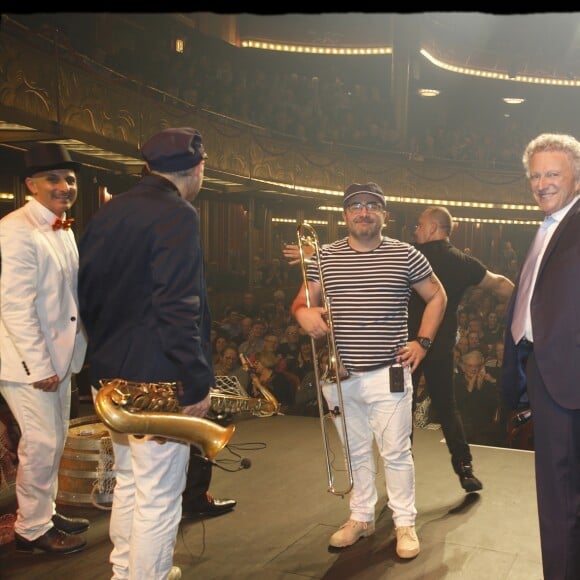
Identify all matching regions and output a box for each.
[95,379,235,462]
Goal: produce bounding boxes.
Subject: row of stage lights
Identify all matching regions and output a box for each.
[240,39,580,88]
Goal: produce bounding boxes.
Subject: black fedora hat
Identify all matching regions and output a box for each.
[23,143,81,179]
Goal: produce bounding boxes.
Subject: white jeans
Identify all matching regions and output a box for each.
[323,364,417,527]
[0,372,71,540]
[93,388,189,580]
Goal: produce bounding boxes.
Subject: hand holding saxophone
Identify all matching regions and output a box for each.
[182,392,211,418]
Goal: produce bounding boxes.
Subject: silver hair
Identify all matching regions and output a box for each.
[522,133,580,180]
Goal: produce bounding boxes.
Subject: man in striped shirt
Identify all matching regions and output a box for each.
[291,182,447,559]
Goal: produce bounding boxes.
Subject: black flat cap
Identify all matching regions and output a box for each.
[343,182,386,208]
[23,143,80,179]
[142,127,207,173]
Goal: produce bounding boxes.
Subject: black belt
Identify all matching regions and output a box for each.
[517,338,533,351]
[350,360,395,373]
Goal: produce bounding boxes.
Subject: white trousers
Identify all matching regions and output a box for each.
[0,372,72,540]
[323,364,417,527]
[92,384,190,580]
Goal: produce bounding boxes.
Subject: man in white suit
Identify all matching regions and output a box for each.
[0,143,89,554]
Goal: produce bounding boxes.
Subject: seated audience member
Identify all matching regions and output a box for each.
[262,257,285,288]
[234,316,253,347]
[499,240,517,276]
[478,292,497,322]
[269,290,292,331]
[246,351,296,411]
[505,258,519,282]
[235,291,261,319]
[466,316,485,341]
[454,350,503,446]
[453,346,464,377]
[481,310,504,349]
[219,307,242,342]
[485,340,505,377]
[456,309,469,340]
[455,334,469,357]
[249,332,286,372]
[211,332,229,365]
[466,329,483,356]
[493,301,508,328]
[214,343,250,393]
[277,322,302,369]
[287,335,315,380]
[238,319,266,357]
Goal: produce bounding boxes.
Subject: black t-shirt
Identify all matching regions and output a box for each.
[408,240,487,357]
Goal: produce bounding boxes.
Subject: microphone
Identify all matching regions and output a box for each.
[210,457,252,472]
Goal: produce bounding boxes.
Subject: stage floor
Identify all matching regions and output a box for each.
[1,411,542,580]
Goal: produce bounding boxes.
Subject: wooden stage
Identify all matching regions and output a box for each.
[1,410,542,579]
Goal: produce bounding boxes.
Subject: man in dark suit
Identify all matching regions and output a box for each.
[78,127,223,580]
[502,133,580,580]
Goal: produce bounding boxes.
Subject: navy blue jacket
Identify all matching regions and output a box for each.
[78,174,214,406]
[502,197,580,410]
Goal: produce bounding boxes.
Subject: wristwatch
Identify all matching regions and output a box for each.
[416,336,433,351]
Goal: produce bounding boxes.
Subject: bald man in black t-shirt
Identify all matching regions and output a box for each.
[408,206,514,492]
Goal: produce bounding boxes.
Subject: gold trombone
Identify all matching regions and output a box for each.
[296,222,354,497]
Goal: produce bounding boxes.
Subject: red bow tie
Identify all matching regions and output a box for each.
[52,217,75,231]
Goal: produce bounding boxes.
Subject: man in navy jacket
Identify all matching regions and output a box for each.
[79,127,217,580]
[502,133,580,580]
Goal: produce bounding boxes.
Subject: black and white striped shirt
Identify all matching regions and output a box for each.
[307,236,432,371]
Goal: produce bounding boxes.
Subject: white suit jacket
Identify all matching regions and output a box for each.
[0,198,87,383]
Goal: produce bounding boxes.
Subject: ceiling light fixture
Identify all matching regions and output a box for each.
[503,97,525,104]
[418,88,440,97]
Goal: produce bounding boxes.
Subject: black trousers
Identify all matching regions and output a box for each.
[412,352,472,471]
[526,350,580,580]
[182,445,212,507]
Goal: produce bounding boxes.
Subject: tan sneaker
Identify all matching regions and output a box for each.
[329,519,375,548]
[395,525,420,559]
[168,566,182,580]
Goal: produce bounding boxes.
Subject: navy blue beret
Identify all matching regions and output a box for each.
[141,127,207,173]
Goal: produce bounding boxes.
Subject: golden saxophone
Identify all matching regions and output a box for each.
[212,375,280,418]
[95,379,235,461]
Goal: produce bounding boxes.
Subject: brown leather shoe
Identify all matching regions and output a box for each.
[14,527,87,554]
[52,513,90,535]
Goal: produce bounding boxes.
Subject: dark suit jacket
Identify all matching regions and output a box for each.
[502,197,580,410]
[78,174,214,406]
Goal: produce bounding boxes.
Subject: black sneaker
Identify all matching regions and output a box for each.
[457,463,483,492]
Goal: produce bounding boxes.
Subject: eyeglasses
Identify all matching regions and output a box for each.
[346,201,384,214]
